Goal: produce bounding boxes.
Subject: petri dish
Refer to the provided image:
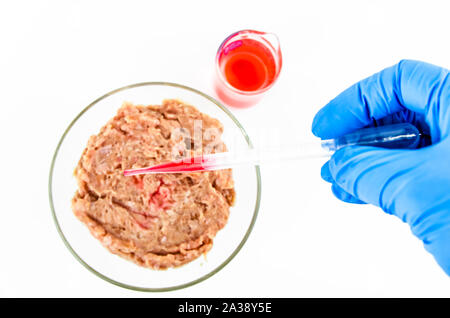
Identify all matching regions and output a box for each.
[48,82,261,291]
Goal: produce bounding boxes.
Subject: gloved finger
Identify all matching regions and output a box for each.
[312,60,449,140]
[424,229,450,276]
[328,145,424,211]
[322,161,365,203]
[331,183,366,204]
[320,161,333,183]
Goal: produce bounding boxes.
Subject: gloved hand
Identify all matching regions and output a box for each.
[312,60,450,276]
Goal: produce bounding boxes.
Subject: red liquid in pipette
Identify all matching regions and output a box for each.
[124,156,215,176]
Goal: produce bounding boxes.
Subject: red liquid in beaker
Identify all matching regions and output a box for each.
[214,30,282,108]
[222,39,277,92]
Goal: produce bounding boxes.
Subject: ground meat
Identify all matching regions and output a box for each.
[71,99,235,269]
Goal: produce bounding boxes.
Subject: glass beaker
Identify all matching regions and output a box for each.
[214,30,282,108]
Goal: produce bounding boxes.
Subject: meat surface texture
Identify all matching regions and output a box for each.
[72,99,235,269]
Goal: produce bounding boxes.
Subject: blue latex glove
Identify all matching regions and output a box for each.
[312,60,450,276]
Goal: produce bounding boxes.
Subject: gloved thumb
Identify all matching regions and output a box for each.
[328,145,426,216]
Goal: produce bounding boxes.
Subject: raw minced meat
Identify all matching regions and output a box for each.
[71,99,235,269]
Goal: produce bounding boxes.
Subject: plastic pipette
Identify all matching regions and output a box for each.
[123,123,421,176]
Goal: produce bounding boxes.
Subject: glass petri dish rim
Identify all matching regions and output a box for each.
[48,81,262,292]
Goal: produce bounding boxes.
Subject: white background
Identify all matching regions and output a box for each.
[1,0,449,297]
